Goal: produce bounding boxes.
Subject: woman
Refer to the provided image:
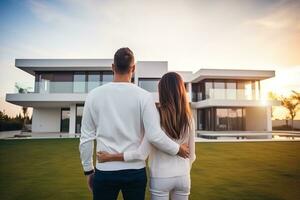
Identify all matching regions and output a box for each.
[97,72,196,200]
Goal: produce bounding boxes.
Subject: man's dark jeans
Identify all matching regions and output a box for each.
[93,168,147,200]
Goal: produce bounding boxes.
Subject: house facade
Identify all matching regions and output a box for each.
[6,59,275,137]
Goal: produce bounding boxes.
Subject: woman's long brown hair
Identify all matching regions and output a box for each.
[158,72,192,140]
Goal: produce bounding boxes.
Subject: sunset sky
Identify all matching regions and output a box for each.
[0,0,299,119]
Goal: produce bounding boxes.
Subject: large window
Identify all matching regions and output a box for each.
[102,72,114,84]
[35,71,114,93]
[138,78,160,92]
[205,82,213,99]
[87,72,100,92]
[76,104,84,133]
[216,108,228,131]
[192,79,261,101]
[61,108,70,132]
[73,72,86,93]
[214,81,225,99]
[226,81,237,100]
[197,107,245,131]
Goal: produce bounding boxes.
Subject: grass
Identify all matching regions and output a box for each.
[0,139,299,200]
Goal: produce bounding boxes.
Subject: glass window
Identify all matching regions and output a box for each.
[73,72,86,93]
[138,78,160,92]
[76,105,84,133]
[61,108,70,132]
[102,72,114,85]
[226,81,236,100]
[255,81,260,100]
[197,109,203,130]
[205,82,213,99]
[213,108,245,131]
[214,81,225,99]
[215,108,228,131]
[244,81,252,100]
[192,83,202,102]
[52,73,73,93]
[237,81,245,100]
[88,72,100,92]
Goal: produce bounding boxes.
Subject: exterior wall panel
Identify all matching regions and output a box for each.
[32,108,61,132]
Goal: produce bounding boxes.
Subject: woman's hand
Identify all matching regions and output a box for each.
[97,151,112,163]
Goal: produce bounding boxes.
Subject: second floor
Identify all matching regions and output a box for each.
[7,59,276,106]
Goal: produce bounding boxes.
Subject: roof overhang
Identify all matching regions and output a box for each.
[191,69,275,83]
[15,59,114,75]
[191,99,280,108]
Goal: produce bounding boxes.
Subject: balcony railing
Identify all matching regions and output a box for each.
[192,89,260,101]
[15,81,111,94]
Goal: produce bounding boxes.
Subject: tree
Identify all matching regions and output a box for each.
[279,96,299,130]
[22,107,29,130]
[268,91,300,130]
[292,90,300,102]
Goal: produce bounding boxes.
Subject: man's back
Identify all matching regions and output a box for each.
[83,82,150,170]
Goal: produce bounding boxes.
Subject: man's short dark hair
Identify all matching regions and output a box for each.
[113,47,134,74]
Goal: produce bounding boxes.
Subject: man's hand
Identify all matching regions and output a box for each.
[177,143,189,158]
[97,151,124,162]
[86,173,94,192]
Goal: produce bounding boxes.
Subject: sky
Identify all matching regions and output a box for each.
[0,0,299,119]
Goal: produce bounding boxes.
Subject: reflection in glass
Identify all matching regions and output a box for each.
[76,105,84,133]
[102,72,114,84]
[214,81,225,99]
[138,78,160,92]
[244,81,252,100]
[88,73,100,92]
[73,73,86,93]
[216,108,228,131]
[226,82,236,100]
[205,82,213,99]
[61,108,70,132]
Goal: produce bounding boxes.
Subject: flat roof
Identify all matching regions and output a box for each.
[191,68,275,82]
[15,59,275,81]
[15,59,114,75]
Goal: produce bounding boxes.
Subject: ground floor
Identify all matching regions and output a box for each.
[32,104,84,134]
[32,104,272,135]
[193,106,272,132]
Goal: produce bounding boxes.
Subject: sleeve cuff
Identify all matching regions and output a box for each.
[173,144,180,156]
[123,152,134,162]
[84,169,95,176]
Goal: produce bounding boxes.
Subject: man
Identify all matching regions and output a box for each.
[79,47,189,200]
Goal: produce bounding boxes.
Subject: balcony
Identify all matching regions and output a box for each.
[191,88,278,108]
[192,88,261,101]
[6,81,109,107]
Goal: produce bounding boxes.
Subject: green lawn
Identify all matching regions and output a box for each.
[0,139,299,200]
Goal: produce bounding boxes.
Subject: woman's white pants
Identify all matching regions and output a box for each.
[150,175,190,200]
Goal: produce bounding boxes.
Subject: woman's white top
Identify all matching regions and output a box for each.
[124,120,196,178]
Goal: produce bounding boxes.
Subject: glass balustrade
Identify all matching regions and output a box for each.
[15,81,112,94]
[192,88,260,101]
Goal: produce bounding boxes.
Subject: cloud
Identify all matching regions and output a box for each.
[247,0,300,30]
[28,0,75,25]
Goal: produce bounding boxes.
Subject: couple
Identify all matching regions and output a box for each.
[79,47,196,200]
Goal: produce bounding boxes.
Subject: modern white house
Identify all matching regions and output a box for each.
[6,59,276,138]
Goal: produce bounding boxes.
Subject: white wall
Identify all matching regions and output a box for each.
[135,61,168,79]
[32,108,61,132]
[245,107,272,131]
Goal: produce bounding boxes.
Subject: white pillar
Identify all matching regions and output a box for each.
[187,83,192,102]
[266,106,272,132]
[69,104,76,134]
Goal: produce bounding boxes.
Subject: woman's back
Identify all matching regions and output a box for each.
[148,121,196,178]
